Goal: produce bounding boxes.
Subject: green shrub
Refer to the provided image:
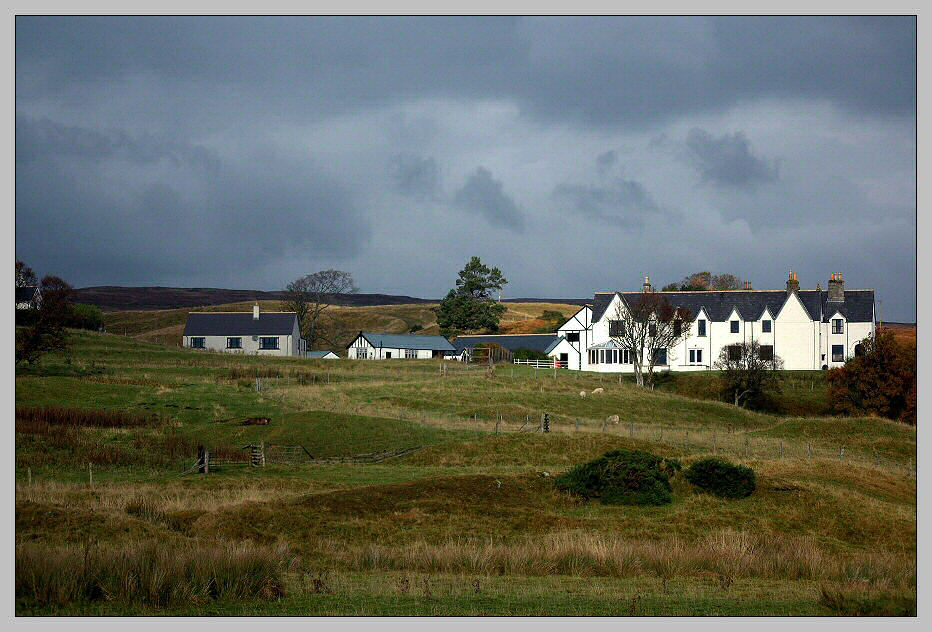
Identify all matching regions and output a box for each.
[512,348,548,361]
[67,303,105,331]
[554,449,674,506]
[684,458,755,498]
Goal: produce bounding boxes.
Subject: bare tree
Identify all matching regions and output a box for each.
[608,292,692,387]
[714,340,784,408]
[16,260,38,288]
[281,270,358,349]
[710,273,743,290]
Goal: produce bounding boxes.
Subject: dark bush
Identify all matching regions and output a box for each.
[66,303,105,331]
[512,348,548,361]
[684,458,755,498]
[554,449,675,506]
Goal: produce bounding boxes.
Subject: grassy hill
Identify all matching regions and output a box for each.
[15,331,916,615]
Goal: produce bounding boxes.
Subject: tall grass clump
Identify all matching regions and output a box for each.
[16,406,163,429]
[554,449,678,505]
[16,540,295,608]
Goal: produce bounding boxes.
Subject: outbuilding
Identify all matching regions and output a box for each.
[346,331,455,359]
[307,350,340,359]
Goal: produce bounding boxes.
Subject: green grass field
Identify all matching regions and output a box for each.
[15,330,916,615]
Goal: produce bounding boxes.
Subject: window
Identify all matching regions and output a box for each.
[611,349,618,364]
[762,320,772,333]
[190,337,205,349]
[226,337,242,349]
[653,348,667,365]
[832,344,844,362]
[385,351,392,359]
[832,319,844,334]
[621,349,631,364]
[566,331,580,343]
[673,320,682,337]
[697,319,706,337]
[259,337,279,350]
[649,324,657,337]
[760,345,774,361]
[599,349,605,363]
[728,345,742,361]
[358,348,369,359]
[608,320,624,337]
[730,320,739,333]
[689,349,703,364]
[405,348,417,359]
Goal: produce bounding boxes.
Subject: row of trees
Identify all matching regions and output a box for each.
[661,270,744,292]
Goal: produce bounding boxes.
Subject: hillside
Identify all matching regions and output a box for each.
[75,285,590,312]
[103,301,584,350]
[14,331,916,615]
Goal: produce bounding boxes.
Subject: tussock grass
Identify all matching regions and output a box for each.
[323,530,914,590]
[16,540,295,608]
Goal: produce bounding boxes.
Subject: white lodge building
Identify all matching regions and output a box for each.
[549,272,875,373]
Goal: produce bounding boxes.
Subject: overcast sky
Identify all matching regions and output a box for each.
[15,16,916,320]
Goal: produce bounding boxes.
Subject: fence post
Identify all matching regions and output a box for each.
[686,431,689,451]
[27,467,31,486]
[629,420,634,439]
[839,447,845,460]
[602,417,606,434]
[745,436,749,459]
[713,432,717,455]
[575,418,579,432]
[808,443,811,460]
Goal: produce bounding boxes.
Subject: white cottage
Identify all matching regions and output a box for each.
[549,272,875,373]
[182,304,306,357]
[346,332,455,359]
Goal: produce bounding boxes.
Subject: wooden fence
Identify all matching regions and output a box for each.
[192,443,422,473]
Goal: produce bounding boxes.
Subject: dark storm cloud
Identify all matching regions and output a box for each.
[685,129,778,187]
[390,153,440,200]
[15,115,370,284]
[16,16,915,129]
[453,167,524,231]
[552,178,658,227]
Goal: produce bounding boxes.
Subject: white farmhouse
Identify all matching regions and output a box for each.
[182,304,306,357]
[549,272,875,372]
[346,332,455,359]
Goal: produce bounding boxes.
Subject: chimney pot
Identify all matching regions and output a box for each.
[786,269,800,294]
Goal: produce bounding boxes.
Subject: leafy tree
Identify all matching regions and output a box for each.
[714,340,784,408]
[436,257,508,338]
[67,303,105,331]
[661,271,743,291]
[15,260,37,288]
[710,273,743,290]
[281,270,358,349]
[16,275,73,365]
[607,292,692,387]
[827,332,916,424]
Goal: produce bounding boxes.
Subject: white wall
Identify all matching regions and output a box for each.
[183,333,295,357]
[346,335,436,359]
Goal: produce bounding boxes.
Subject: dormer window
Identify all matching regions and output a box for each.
[697,319,706,337]
[832,319,844,334]
[608,320,624,337]
[762,320,771,333]
[730,320,739,333]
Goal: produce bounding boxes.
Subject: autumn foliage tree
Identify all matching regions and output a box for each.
[827,331,916,424]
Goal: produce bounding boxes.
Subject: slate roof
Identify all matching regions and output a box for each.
[544,337,565,354]
[306,350,339,359]
[16,286,37,303]
[352,332,455,352]
[183,312,299,336]
[451,334,560,355]
[590,289,874,324]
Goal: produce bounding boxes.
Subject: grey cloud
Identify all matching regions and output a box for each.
[16,16,915,130]
[453,167,524,231]
[685,128,778,186]
[553,178,658,227]
[15,116,369,286]
[596,150,617,174]
[390,153,440,200]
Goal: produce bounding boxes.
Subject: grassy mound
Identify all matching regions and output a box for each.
[554,449,677,506]
[684,458,756,498]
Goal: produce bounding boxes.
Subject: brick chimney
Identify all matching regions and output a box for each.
[643,276,651,292]
[827,273,844,302]
[253,303,260,320]
[786,269,799,294]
